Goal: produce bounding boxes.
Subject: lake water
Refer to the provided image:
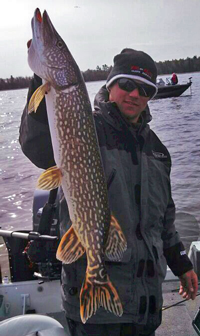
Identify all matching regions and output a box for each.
[0,73,200,249]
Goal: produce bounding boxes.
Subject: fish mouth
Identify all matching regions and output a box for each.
[29,8,63,61]
[32,8,57,45]
[27,8,53,78]
[28,8,62,69]
[27,9,40,50]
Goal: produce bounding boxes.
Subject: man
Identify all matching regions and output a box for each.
[19,48,198,336]
[171,73,178,85]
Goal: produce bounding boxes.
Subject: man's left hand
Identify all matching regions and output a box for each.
[179,269,198,300]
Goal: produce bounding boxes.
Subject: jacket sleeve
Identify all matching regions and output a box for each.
[19,74,55,169]
[162,192,193,277]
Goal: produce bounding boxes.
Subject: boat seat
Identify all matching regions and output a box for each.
[0,314,69,336]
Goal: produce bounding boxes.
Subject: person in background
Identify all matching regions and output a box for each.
[19,48,198,336]
[171,73,178,85]
[157,78,165,86]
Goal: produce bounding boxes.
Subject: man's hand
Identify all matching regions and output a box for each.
[179,269,198,300]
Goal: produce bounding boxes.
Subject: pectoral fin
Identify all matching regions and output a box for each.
[56,226,85,263]
[28,82,50,114]
[105,215,127,261]
[37,166,62,190]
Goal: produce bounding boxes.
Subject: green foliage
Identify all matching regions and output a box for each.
[0,56,200,91]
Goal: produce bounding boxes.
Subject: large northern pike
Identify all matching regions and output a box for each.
[27,8,127,323]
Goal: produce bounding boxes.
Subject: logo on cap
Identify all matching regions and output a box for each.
[131,66,152,80]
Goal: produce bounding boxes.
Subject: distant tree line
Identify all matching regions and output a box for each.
[82,64,112,82]
[156,56,200,75]
[0,56,200,91]
[0,76,32,91]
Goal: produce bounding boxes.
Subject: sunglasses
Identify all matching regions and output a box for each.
[117,78,156,98]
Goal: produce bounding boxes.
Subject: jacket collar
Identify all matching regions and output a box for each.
[96,101,150,141]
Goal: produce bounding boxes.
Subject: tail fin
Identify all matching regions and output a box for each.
[80,273,123,323]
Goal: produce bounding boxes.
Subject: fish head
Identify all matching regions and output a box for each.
[28,8,81,90]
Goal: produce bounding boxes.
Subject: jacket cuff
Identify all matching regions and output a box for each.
[164,242,193,276]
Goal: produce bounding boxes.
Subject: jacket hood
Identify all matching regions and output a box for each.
[94,84,152,124]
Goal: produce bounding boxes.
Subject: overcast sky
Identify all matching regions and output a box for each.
[1,0,200,79]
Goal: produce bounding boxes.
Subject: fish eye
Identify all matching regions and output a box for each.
[57,41,63,49]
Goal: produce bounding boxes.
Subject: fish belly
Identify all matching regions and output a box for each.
[49,85,109,235]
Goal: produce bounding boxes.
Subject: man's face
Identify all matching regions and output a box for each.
[109,79,150,123]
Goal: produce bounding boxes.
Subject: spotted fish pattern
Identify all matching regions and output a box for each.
[27,8,127,323]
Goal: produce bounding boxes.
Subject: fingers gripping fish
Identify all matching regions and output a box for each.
[27,8,127,323]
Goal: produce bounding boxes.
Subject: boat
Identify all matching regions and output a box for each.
[0,189,70,336]
[0,190,200,335]
[154,77,192,99]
